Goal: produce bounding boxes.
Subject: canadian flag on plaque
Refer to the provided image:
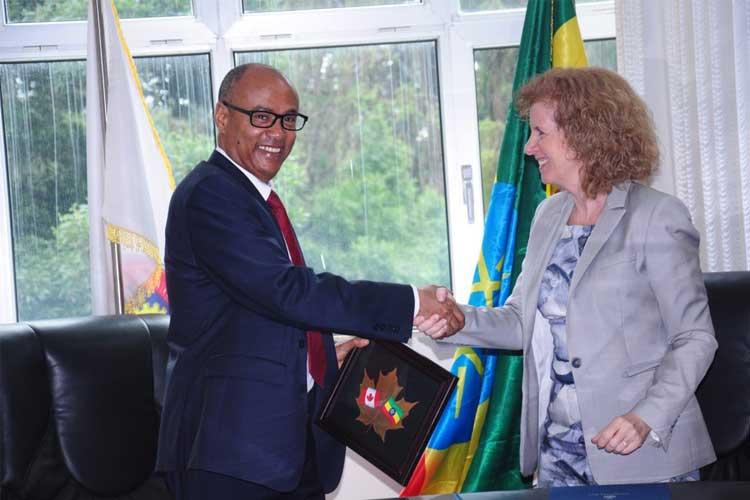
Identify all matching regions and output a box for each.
[358,386,381,408]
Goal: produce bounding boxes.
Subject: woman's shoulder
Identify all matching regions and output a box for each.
[623,182,693,231]
[535,189,572,216]
[624,181,688,213]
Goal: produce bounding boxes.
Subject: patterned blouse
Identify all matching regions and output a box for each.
[536,224,594,487]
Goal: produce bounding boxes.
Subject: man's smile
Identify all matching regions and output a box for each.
[258,145,282,154]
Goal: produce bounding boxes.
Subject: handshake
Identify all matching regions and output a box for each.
[415,285,465,339]
[336,285,465,368]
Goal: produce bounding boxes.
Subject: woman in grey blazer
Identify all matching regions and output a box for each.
[418,68,717,486]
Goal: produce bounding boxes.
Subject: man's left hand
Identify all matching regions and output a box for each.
[335,337,369,368]
[591,412,651,455]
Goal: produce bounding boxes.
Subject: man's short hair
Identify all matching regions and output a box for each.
[217,63,280,103]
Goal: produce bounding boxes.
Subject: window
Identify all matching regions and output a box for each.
[0,61,88,320]
[461,0,604,13]
[236,42,449,285]
[461,0,527,10]
[473,38,618,213]
[0,54,212,320]
[0,0,616,326]
[4,0,193,23]
[134,54,214,182]
[242,0,420,14]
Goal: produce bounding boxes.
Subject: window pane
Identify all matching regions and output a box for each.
[473,38,617,213]
[235,42,450,286]
[0,54,212,321]
[5,0,192,23]
[243,0,419,14]
[133,54,215,182]
[585,38,618,70]
[461,0,525,10]
[461,0,603,13]
[0,61,89,320]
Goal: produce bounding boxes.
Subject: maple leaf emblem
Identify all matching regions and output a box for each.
[355,368,418,442]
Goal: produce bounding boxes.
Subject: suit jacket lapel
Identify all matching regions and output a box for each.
[529,196,573,286]
[522,194,573,347]
[569,181,630,296]
[207,150,286,246]
[208,150,267,205]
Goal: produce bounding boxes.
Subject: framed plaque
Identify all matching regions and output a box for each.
[316,340,457,485]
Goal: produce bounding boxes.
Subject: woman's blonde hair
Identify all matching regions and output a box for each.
[516,67,659,197]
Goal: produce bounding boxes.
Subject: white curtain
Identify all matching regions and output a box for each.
[616,0,750,272]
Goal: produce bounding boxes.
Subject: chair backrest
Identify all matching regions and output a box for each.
[0,314,170,499]
[698,271,750,480]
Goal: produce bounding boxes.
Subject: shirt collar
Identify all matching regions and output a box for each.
[215,147,273,201]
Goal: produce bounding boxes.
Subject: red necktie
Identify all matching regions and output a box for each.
[266,191,327,388]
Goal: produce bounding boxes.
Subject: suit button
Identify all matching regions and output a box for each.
[571,357,582,368]
[298,339,305,348]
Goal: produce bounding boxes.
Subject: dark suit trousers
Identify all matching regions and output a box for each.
[165,389,325,500]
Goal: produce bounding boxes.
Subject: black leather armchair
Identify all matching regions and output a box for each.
[0,314,170,499]
[698,271,750,480]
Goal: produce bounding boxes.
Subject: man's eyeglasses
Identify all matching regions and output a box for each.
[221,101,308,131]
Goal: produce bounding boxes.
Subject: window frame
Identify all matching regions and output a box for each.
[0,0,615,322]
[0,106,14,322]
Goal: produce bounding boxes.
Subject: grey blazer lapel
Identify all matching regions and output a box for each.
[569,182,630,296]
[521,194,573,346]
[530,196,574,282]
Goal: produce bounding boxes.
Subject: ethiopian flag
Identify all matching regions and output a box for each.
[401,0,587,495]
[381,398,405,424]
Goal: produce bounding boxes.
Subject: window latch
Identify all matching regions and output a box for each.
[461,164,474,224]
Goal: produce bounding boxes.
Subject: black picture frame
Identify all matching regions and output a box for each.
[316,340,457,485]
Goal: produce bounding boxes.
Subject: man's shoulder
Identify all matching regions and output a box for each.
[172,157,266,218]
[183,157,221,181]
[175,158,237,195]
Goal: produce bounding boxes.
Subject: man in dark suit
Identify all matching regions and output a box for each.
[156,63,463,499]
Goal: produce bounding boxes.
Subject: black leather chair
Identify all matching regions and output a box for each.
[698,271,750,480]
[0,314,170,499]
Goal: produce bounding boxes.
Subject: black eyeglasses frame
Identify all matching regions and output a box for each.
[221,100,308,131]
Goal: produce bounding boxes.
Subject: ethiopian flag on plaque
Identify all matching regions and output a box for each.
[381,397,406,425]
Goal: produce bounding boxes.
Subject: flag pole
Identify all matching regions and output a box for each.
[91,0,125,314]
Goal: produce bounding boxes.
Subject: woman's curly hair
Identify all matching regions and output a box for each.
[515,67,659,198]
